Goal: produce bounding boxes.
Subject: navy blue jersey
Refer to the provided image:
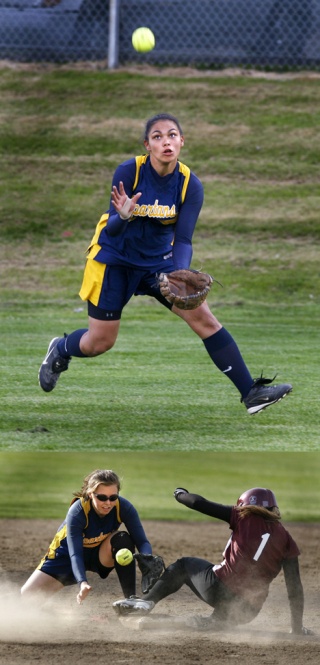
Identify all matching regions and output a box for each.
[37,496,152,584]
[87,155,204,271]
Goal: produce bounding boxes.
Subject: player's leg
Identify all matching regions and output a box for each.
[137,275,254,404]
[174,301,254,397]
[110,532,136,597]
[38,318,121,392]
[97,532,115,568]
[88,531,137,597]
[78,317,120,356]
[174,302,292,414]
[39,264,130,392]
[112,556,215,615]
[21,569,63,599]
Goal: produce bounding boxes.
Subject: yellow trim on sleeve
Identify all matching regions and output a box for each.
[178,161,191,203]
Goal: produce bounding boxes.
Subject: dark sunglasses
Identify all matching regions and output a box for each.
[93,493,119,502]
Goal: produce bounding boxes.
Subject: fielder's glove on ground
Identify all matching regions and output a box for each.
[157,269,214,310]
[135,553,165,594]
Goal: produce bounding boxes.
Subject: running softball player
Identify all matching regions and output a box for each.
[39,112,292,414]
[113,487,312,635]
[21,469,152,604]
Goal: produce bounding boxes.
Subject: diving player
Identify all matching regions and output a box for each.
[21,469,152,604]
[39,113,292,415]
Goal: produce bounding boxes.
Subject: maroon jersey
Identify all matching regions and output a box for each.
[213,507,300,610]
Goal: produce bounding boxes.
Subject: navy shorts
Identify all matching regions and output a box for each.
[79,262,173,320]
[39,546,112,587]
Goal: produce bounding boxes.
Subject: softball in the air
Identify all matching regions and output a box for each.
[115,548,134,566]
[132,27,155,53]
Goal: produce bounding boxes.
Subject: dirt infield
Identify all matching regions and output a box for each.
[1,519,319,664]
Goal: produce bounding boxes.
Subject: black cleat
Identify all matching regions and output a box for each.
[112,596,155,616]
[39,336,71,392]
[242,375,292,415]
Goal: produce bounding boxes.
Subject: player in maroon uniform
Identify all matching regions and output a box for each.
[113,487,312,634]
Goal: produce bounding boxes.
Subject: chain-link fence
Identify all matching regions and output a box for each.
[0,0,319,69]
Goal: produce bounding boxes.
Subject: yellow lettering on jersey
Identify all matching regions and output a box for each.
[132,199,177,224]
[83,532,110,548]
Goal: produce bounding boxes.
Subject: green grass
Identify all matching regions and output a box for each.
[0,65,319,453]
[0,451,319,521]
[0,299,319,451]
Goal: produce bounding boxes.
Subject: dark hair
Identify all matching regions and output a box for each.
[237,505,281,520]
[73,469,121,500]
[144,113,183,141]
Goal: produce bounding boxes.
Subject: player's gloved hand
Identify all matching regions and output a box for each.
[135,553,165,594]
[290,626,315,636]
[174,487,189,499]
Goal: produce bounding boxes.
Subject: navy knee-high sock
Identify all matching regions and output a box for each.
[57,329,88,358]
[114,559,136,597]
[203,327,253,398]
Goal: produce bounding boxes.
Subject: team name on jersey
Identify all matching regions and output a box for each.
[83,532,110,548]
[132,199,177,224]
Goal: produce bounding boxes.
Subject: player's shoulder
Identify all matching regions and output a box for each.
[118,495,132,508]
[68,497,87,517]
[68,497,81,510]
[179,161,204,196]
[114,156,137,176]
[118,496,137,513]
[190,170,203,190]
[178,159,201,180]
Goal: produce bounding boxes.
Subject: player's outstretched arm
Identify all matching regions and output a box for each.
[173,488,232,522]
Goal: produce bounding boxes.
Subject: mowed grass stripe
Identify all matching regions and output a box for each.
[0,451,319,521]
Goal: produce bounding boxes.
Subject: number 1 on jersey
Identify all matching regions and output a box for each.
[253,533,271,561]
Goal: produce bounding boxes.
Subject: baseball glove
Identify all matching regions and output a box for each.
[157,269,214,310]
[135,553,165,594]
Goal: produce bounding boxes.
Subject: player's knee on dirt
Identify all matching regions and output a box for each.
[110,531,135,559]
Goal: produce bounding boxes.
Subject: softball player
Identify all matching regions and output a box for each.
[21,469,152,605]
[39,112,292,414]
[113,487,312,635]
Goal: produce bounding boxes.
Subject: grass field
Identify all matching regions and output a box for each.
[0,64,319,453]
[1,451,319,521]
[0,299,319,451]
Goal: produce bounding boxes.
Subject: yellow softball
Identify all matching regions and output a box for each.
[115,548,134,566]
[132,27,155,53]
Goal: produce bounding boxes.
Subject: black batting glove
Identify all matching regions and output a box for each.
[174,487,189,500]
